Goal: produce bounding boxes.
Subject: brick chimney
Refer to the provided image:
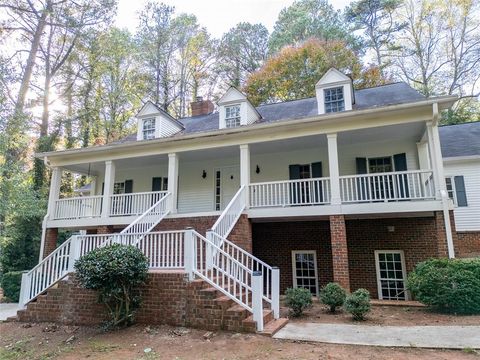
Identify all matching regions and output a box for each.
[190,96,214,116]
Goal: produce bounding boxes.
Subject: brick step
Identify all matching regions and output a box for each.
[5,315,18,322]
[259,317,289,336]
[242,309,274,332]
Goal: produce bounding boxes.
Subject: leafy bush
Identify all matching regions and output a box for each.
[407,258,480,314]
[74,244,149,328]
[285,287,313,317]
[320,282,346,313]
[344,288,371,320]
[1,271,23,302]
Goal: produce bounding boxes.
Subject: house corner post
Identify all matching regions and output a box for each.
[47,167,62,219]
[271,267,280,319]
[167,153,179,214]
[240,144,250,209]
[327,133,341,205]
[101,160,116,218]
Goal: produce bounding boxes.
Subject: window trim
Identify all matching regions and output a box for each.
[225,104,241,128]
[291,250,319,297]
[367,156,394,174]
[142,117,156,140]
[323,86,345,113]
[374,250,409,301]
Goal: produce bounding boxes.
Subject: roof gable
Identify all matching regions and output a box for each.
[217,87,247,105]
[316,68,351,88]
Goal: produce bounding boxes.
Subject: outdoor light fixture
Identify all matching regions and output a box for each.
[202,170,207,179]
[256,165,260,174]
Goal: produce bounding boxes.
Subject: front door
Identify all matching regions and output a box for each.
[214,166,240,211]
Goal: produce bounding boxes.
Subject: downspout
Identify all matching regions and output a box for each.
[432,104,455,258]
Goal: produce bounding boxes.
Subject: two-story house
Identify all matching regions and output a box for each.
[17,68,463,332]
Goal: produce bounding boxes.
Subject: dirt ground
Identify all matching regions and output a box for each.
[0,322,479,360]
[286,303,480,326]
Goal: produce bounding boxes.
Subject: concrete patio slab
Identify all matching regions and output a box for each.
[274,323,480,349]
[0,303,20,321]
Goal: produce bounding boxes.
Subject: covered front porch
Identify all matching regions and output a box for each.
[45,120,444,229]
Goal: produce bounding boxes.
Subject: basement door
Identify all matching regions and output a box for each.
[214,166,240,211]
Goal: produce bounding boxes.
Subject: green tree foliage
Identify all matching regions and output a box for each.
[0,271,23,302]
[407,258,480,314]
[345,0,405,74]
[269,0,360,54]
[244,39,388,105]
[75,244,149,328]
[217,22,269,88]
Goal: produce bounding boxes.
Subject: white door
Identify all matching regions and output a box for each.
[214,166,240,211]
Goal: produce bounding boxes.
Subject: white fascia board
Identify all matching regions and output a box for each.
[443,155,480,163]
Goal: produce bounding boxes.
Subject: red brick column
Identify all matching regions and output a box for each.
[329,215,350,291]
[228,214,252,252]
[43,228,59,258]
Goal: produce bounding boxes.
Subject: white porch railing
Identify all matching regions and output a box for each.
[211,185,247,239]
[109,191,168,217]
[249,177,331,208]
[53,195,103,220]
[340,170,435,203]
[20,230,186,306]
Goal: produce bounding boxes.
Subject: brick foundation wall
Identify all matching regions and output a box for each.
[252,221,333,293]
[43,228,58,258]
[455,232,480,258]
[18,272,253,331]
[346,215,442,298]
[330,215,350,291]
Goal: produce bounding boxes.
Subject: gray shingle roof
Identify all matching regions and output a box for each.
[440,121,480,158]
[115,82,426,144]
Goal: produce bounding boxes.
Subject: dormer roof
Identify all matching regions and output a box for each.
[217,87,248,105]
[315,68,352,88]
[136,100,184,129]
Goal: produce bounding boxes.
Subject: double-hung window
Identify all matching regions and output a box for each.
[324,87,345,113]
[445,176,468,207]
[225,105,241,128]
[142,118,156,140]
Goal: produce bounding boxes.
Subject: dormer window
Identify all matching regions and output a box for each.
[324,87,345,113]
[142,118,156,140]
[225,105,241,128]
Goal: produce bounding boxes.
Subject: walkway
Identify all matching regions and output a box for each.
[0,303,20,321]
[274,323,480,349]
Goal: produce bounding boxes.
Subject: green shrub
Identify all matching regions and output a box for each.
[344,288,371,320]
[407,258,480,314]
[74,244,149,329]
[320,282,346,313]
[1,271,23,302]
[285,287,312,317]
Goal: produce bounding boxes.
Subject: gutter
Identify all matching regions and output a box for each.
[36,95,458,160]
[443,155,480,163]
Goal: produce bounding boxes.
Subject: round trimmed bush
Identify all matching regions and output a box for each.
[320,282,346,313]
[407,258,480,314]
[344,288,371,320]
[74,244,149,328]
[285,287,313,317]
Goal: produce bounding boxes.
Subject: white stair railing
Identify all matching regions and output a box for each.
[210,186,246,239]
[186,229,266,331]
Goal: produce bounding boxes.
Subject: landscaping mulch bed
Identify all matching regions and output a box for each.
[283,302,480,326]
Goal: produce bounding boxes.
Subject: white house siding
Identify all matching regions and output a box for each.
[246,104,259,125]
[159,118,182,137]
[444,160,480,231]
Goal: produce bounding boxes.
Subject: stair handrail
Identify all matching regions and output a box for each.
[210,186,246,239]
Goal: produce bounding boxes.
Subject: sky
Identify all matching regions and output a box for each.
[115,0,353,38]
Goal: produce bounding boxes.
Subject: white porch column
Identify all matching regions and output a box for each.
[90,177,97,196]
[426,121,445,199]
[240,144,250,208]
[327,133,341,205]
[168,153,179,213]
[47,167,62,218]
[101,160,116,218]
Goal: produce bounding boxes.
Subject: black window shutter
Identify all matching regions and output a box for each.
[393,153,408,171]
[289,165,300,204]
[356,158,367,174]
[454,176,468,207]
[152,177,162,191]
[355,158,367,200]
[124,180,133,193]
[311,162,323,203]
[101,182,104,195]
[289,164,301,180]
[393,153,409,198]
